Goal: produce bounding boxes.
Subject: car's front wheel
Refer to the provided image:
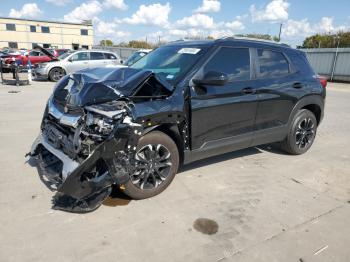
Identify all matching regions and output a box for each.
[49,67,65,82]
[281,109,317,155]
[122,131,179,199]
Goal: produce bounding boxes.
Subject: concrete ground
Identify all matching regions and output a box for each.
[0,78,349,262]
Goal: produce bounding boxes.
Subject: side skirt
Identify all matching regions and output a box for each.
[184,125,287,164]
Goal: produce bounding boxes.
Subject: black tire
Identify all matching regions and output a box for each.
[122,131,179,200]
[49,67,65,82]
[281,109,317,155]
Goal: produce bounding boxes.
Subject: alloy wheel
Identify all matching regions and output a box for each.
[295,117,315,149]
[131,144,172,190]
[51,69,64,81]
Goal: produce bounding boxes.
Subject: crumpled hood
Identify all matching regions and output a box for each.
[53,67,172,107]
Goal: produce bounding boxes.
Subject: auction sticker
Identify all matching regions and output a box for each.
[178,48,201,54]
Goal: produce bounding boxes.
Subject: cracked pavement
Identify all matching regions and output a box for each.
[0,80,349,262]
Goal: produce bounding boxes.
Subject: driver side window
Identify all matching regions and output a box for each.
[204,47,251,82]
[71,52,89,61]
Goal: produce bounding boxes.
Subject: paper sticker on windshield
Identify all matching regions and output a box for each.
[178,48,201,54]
[166,74,174,79]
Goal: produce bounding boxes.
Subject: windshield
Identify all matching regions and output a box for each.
[124,51,148,66]
[60,51,76,60]
[131,45,209,84]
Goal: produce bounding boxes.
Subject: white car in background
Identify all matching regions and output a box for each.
[33,50,121,81]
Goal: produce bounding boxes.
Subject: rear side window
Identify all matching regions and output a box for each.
[71,52,89,61]
[257,49,289,77]
[90,52,105,60]
[204,47,250,82]
[104,53,117,59]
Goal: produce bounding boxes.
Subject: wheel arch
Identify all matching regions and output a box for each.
[143,123,185,165]
[288,95,324,128]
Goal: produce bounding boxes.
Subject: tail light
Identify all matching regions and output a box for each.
[317,75,327,88]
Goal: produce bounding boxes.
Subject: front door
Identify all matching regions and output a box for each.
[65,51,90,74]
[190,47,258,150]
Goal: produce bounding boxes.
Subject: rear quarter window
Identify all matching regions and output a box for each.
[104,53,117,59]
[257,49,290,78]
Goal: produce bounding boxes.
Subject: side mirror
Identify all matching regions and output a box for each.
[68,58,73,62]
[193,71,228,86]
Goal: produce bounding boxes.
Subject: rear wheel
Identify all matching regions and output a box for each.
[122,131,179,200]
[49,67,65,82]
[281,109,317,155]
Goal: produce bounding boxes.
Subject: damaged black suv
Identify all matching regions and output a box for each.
[29,38,326,212]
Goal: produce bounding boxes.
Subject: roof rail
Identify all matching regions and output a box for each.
[216,36,290,47]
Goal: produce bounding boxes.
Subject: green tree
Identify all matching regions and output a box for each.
[127,40,153,49]
[302,32,350,48]
[100,39,114,46]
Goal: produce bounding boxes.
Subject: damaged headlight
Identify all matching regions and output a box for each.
[86,112,115,135]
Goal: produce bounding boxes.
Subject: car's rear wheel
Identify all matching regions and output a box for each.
[281,109,317,155]
[122,131,179,200]
[49,67,65,82]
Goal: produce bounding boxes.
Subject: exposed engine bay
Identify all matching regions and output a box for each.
[28,67,176,213]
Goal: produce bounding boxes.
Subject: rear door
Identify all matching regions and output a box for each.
[252,48,299,144]
[89,51,106,68]
[65,51,90,74]
[103,52,119,66]
[190,46,258,150]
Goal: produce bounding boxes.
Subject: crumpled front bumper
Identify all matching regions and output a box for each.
[30,122,142,213]
[32,67,49,80]
[31,133,80,180]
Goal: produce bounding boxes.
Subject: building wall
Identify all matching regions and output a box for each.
[0,17,93,50]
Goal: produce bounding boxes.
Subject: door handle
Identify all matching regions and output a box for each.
[241,87,255,94]
[293,82,303,89]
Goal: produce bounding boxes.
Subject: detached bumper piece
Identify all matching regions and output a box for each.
[31,123,142,213]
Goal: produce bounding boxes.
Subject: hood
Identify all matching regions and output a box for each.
[53,67,173,107]
[34,45,57,59]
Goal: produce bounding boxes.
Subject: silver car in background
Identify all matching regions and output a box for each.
[34,50,121,81]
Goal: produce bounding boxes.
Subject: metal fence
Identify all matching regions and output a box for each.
[302,48,350,82]
[92,46,139,61]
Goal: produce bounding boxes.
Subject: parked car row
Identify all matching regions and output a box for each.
[1,45,152,82]
[34,50,121,81]
[0,46,70,72]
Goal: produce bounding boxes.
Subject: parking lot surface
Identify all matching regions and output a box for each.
[0,80,349,262]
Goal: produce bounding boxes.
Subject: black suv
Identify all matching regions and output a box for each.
[29,38,326,212]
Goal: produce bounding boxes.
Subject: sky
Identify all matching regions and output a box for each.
[1,0,349,46]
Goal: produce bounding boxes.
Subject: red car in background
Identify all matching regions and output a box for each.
[3,49,56,66]
[1,46,59,72]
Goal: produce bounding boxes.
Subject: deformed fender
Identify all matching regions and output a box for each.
[52,122,142,213]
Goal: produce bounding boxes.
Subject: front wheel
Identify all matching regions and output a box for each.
[281,109,317,155]
[49,67,65,82]
[122,131,179,200]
